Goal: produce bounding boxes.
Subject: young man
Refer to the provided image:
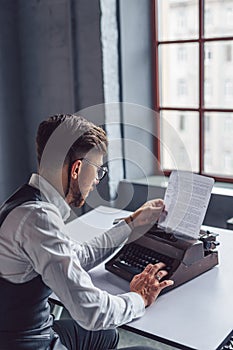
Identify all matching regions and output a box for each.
[0,114,173,350]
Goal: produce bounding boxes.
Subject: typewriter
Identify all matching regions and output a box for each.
[105,224,219,294]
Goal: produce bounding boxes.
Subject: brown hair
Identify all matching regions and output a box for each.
[36,114,108,166]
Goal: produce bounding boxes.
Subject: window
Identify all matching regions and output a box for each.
[223,151,233,173]
[204,149,212,170]
[205,8,213,27]
[179,114,185,131]
[177,10,187,32]
[205,115,210,132]
[226,7,233,26]
[225,44,232,62]
[204,79,213,101]
[204,45,212,63]
[177,79,187,96]
[153,0,233,181]
[177,46,187,62]
[224,115,233,131]
[224,79,233,99]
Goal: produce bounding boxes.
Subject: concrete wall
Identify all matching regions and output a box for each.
[0,0,28,201]
[72,0,104,111]
[18,0,75,171]
[0,0,105,203]
[118,0,155,179]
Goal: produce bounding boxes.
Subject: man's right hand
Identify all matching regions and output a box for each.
[130,262,174,307]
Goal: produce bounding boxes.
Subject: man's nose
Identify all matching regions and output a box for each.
[94,178,100,186]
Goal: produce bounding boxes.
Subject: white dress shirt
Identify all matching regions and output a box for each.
[0,173,145,330]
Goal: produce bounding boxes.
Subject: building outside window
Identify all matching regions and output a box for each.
[226,7,233,26]
[177,46,187,62]
[154,0,233,181]
[204,45,212,64]
[224,114,233,132]
[204,79,213,101]
[205,8,213,26]
[223,151,233,174]
[224,79,233,100]
[225,44,232,62]
[179,114,186,131]
[205,114,211,132]
[177,79,187,96]
[177,10,187,32]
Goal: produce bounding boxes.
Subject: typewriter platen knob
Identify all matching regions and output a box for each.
[199,230,220,252]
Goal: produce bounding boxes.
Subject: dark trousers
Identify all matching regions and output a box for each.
[53,319,157,350]
[0,320,156,350]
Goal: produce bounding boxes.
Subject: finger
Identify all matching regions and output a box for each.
[150,207,165,223]
[143,264,164,282]
[131,266,153,284]
[142,264,154,274]
[149,199,164,208]
[155,199,164,207]
[147,264,167,284]
[158,279,174,290]
[144,264,165,284]
[155,269,169,282]
[153,262,166,271]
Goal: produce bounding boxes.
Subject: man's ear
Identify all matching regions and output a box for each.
[71,160,82,180]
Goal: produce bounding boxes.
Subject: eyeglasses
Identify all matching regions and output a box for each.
[80,158,108,181]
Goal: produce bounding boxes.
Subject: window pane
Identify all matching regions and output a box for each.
[159,43,199,108]
[204,41,233,108]
[158,0,198,41]
[204,112,233,176]
[160,111,199,172]
[204,0,233,38]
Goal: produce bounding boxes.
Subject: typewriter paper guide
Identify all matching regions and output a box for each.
[158,171,214,239]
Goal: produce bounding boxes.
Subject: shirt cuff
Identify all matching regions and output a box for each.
[121,291,145,319]
[106,220,132,248]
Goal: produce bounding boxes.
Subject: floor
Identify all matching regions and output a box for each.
[117,328,176,349]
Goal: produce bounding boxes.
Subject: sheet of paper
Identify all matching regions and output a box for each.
[158,171,214,239]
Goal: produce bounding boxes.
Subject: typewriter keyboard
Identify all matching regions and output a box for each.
[114,242,177,277]
[221,334,233,349]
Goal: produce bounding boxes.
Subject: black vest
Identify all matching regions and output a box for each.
[0,184,52,334]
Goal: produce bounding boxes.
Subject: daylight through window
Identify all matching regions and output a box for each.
[154,0,233,181]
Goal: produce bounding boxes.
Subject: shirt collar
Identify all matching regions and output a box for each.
[28,173,71,221]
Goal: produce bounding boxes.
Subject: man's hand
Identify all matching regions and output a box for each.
[130,262,174,307]
[125,199,166,229]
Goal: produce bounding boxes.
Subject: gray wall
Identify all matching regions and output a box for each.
[119,0,153,107]
[0,1,28,201]
[118,0,155,179]
[18,0,75,171]
[0,0,105,203]
[72,0,104,111]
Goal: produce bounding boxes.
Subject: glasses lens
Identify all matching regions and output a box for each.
[81,158,107,180]
[97,168,105,180]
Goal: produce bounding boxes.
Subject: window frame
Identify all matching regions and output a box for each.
[152,0,233,183]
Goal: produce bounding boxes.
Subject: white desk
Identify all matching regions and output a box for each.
[51,205,233,350]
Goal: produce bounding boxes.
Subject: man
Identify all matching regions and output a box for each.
[0,114,173,350]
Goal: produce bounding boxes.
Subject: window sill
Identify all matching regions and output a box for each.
[124,175,233,197]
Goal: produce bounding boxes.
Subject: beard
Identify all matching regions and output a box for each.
[66,179,85,208]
